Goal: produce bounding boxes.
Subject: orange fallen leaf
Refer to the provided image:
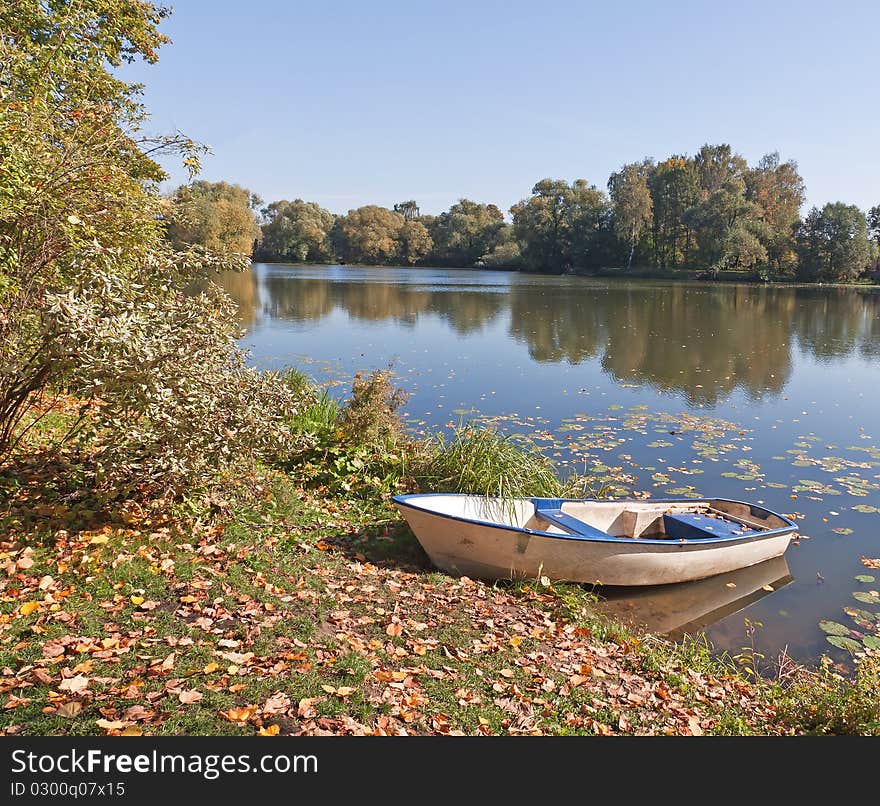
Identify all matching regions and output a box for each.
[178,690,203,704]
[222,706,257,722]
[258,724,280,736]
[385,622,403,637]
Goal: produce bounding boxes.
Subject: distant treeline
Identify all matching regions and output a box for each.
[164,144,880,282]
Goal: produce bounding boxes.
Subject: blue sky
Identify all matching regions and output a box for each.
[121,0,879,216]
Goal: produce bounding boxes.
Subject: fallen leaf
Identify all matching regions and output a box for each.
[56,701,82,718]
[258,724,280,736]
[95,719,125,731]
[262,693,291,714]
[58,675,89,694]
[19,602,41,617]
[222,706,257,722]
[178,690,203,704]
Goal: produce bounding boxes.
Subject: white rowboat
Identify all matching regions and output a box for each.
[392,494,798,586]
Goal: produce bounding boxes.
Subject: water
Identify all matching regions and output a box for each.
[221,263,880,668]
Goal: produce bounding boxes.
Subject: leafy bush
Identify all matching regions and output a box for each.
[336,370,407,448]
[0,2,303,497]
[283,370,411,497]
[46,259,305,495]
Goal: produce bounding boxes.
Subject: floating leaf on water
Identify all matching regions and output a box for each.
[818,620,850,636]
[826,635,863,653]
[855,575,875,584]
[863,636,880,650]
[832,527,854,535]
[853,591,880,605]
[853,504,880,513]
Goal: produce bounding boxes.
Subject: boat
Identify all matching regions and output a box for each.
[391,494,798,586]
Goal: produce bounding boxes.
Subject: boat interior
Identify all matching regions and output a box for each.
[411,496,790,541]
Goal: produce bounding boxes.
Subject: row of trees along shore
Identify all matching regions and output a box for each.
[166,148,880,282]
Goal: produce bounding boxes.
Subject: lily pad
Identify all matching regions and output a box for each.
[826,635,863,653]
[863,636,880,650]
[853,591,880,605]
[818,620,850,636]
[855,575,875,584]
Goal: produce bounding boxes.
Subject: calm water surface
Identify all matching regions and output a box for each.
[223,264,880,668]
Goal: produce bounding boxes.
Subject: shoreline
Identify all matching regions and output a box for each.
[249,261,880,290]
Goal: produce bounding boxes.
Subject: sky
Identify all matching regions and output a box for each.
[120,0,880,217]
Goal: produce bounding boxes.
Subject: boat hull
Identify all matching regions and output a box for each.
[394,495,796,586]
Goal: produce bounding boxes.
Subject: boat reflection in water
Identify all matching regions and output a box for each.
[593,555,793,640]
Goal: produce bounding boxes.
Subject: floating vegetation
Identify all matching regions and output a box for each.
[819,621,851,636]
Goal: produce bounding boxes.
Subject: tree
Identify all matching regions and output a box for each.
[256,199,335,263]
[166,180,261,255]
[566,180,613,269]
[868,205,880,245]
[398,220,433,265]
[0,0,300,490]
[511,179,610,273]
[796,203,871,281]
[745,153,806,272]
[478,227,522,269]
[428,199,506,267]
[393,200,420,221]
[693,143,747,196]
[331,206,405,264]
[608,161,653,269]
[648,158,700,269]
[683,189,768,272]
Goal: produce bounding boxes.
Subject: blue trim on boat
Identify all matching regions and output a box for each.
[391,493,798,547]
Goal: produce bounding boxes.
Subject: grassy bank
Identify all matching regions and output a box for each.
[1,380,879,736]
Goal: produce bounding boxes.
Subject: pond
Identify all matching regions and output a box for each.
[222,263,880,669]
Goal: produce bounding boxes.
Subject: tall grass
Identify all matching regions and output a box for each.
[414,424,564,498]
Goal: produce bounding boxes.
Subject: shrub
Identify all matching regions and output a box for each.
[282,369,411,498]
[46,260,306,496]
[336,370,407,448]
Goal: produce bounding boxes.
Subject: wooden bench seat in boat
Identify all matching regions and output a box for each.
[663,512,756,540]
[532,501,611,539]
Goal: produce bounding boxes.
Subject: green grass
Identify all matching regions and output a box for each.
[414,424,565,498]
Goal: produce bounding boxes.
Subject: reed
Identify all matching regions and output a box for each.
[415,423,563,499]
